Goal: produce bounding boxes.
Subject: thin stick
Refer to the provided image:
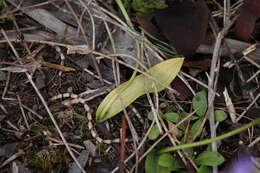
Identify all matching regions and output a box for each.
[208,32,223,153]
[236,92,260,122]
[17,95,29,129]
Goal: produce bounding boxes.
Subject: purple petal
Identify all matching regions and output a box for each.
[227,154,254,173]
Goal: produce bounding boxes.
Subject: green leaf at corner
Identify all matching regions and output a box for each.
[149,125,160,140]
[195,151,225,166]
[214,110,227,122]
[192,91,207,117]
[96,58,184,123]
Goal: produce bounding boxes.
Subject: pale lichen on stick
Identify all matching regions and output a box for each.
[50,93,124,144]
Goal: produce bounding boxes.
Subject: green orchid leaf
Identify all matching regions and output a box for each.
[192,90,207,117]
[187,118,203,140]
[145,150,182,173]
[145,150,159,173]
[158,153,175,167]
[147,111,162,121]
[214,110,227,122]
[195,151,225,166]
[96,58,184,123]
[161,112,180,123]
[158,153,183,170]
[197,166,211,173]
[149,125,160,140]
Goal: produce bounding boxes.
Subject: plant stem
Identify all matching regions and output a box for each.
[115,0,134,30]
[158,118,260,154]
[115,0,140,81]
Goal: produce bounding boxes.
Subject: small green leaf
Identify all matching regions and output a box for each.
[161,112,180,123]
[145,150,159,173]
[195,151,225,166]
[192,91,207,117]
[197,166,211,173]
[214,110,227,122]
[147,111,162,121]
[180,112,189,117]
[96,58,184,123]
[158,153,183,170]
[149,125,160,140]
[29,123,42,135]
[187,118,203,140]
[145,150,175,173]
[148,111,155,121]
[158,154,174,167]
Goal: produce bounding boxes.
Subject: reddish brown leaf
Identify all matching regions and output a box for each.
[136,15,163,40]
[183,58,212,70]
[171,77,193,101]
[155,0,209,58]
[235,0,260,41]
[41,61,76,72]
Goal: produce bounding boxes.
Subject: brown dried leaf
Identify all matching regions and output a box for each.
[183,58,212,70]
[167,121,179,137]
[41,61,76,72]
[136,16,163,39]
[171,77,193,101]
[235,0,260,41]
[155,0,209,58]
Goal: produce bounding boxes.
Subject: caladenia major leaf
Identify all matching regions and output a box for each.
[96,58,184,123]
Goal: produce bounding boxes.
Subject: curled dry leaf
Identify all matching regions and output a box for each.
[235,0,260,41]
[136,16,163,40]
[155,0,209,58]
